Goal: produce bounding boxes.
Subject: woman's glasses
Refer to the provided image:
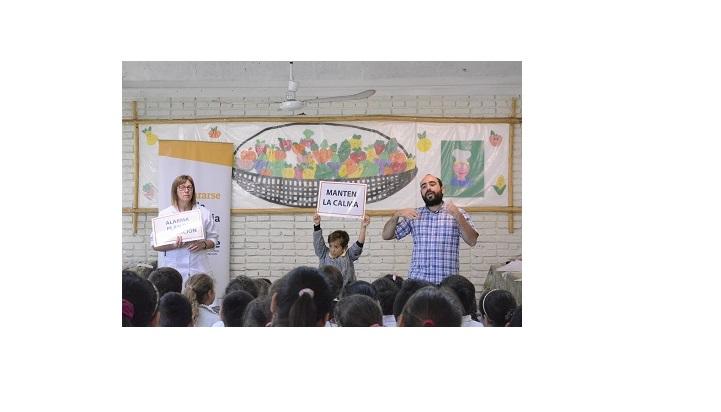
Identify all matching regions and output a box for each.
[177,185,193,192]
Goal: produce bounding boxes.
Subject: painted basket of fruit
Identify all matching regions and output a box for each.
[233,123,418,207]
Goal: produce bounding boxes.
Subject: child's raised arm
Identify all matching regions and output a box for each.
[358,215,370,244]
[313,213,327,258]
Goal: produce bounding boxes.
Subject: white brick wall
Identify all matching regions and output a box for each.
[122,95,522,294]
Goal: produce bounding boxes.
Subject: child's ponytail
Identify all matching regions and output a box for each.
[289,288,318,327]
[183,273,214,326]
[273,267,332,327]
[185,287,200,325]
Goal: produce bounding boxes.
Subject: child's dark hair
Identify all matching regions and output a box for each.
[341,280,378,300]
[158,292,192,327]
[393,278,433,320]
[508,305,522,327]
[479,289,518,327]
[252,278,271,297]
[225,275,259,298]
[183,273,215,325]
[243,296,272,327]
[148,267,183,298]
[371,276,399,316]
[221,290,255,327]
[319,265,344,298]
[439,275,478,318]
[383,274,404,290]
[268,274,289,304]
[399,286,463,327]
[334,295,383,327]
[122,271,159,327]
[273,266,332,327]
[328,230,350,249]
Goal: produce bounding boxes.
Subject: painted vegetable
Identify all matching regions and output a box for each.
[209,126,221,139]
[142,127,158,145]
[489,130,503,147]
[493,175,507,195]
[416,131,432,152]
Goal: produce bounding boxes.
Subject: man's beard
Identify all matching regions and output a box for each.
[423,190,443,207]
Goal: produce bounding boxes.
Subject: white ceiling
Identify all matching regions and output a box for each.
[122,61,521,98]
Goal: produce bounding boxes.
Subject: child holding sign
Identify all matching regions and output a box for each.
[313,213,370,289]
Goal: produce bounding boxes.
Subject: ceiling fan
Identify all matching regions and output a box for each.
[275,62,376,111]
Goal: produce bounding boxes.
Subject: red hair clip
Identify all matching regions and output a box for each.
[122,299,135,320]
[422,319,435,327]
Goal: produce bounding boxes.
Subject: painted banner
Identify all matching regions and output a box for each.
[316,181,367,219]
[157,140,233,301]
[139,121,510,210]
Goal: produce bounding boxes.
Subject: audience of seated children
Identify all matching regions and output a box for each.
[398,286,463,327]
[148,267,183,298]
[214,290,255,327]
[270,266,333,327]
[122,270,160,327]
[371,276,400,327]
[158,292,192,327]
[125,263,520,328]
[334,294,383,327]
[183,273,219,327]
[478,289,518,327]
[440,275,483,327]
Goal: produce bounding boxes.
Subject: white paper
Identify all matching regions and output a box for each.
[151,209,205,247]
[496,259,522,272]
[316,181,367,219]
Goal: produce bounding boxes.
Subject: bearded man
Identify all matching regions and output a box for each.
[382,174,479,284]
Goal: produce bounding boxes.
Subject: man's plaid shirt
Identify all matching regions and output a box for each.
[395,202,476,284]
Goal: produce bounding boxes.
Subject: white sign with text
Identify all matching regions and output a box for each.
[151,209,205,247]
[316,181,367,219]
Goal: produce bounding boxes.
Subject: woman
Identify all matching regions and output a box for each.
[152,175,219,284]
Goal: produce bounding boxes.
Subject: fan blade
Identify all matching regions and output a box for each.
[302,89,375,104]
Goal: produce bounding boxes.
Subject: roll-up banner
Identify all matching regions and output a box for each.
[157,140,233,302]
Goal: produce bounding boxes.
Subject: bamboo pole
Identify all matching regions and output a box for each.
[122,114,521,125]
[507,98,518,234]
[132,101,140,234]
[123,206,522,215]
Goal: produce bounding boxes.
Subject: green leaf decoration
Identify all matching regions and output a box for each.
[493,184,507,195]
[315,164,334,180]
[303,129,314,139]
[338,140,351,162]
[387,138,399,153]
[361,160,379,177]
